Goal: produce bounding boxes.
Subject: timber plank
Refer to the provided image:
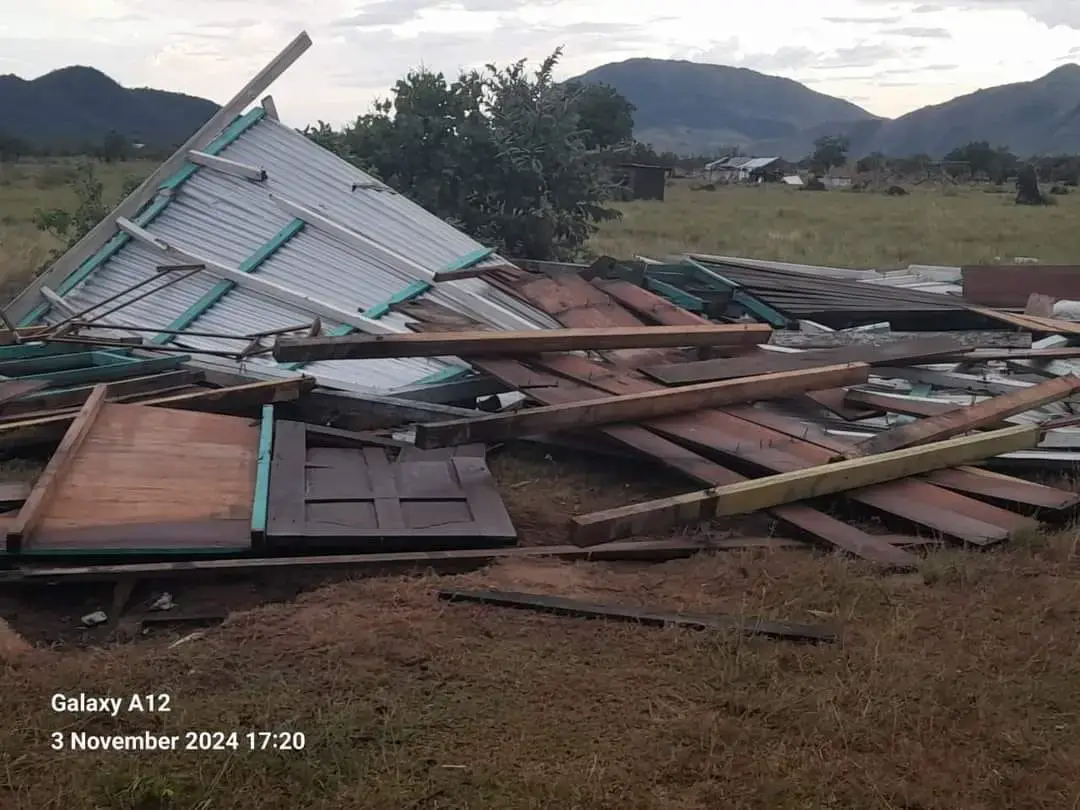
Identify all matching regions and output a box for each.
[272,324,772,362]
[641,336,973,385]
[7,384,108,552]
[570,425,1041,545]
[841,374,1080,459]
[729,404,1077,513]
[438,588,839,643]
[538,354,1035,543]
[413,362,870,449]
[472,357,918,567]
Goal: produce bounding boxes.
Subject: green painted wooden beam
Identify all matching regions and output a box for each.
[250,403,274,543]
[19,107,269,328]
[13,354,190,387]
[643,277,707,312]
[683,258,791,328]
[0,348,134,378]
[152,218,306,345]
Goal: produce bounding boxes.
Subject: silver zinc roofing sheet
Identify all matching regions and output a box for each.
[39,110,557,393]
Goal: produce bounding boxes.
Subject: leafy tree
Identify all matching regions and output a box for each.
[32,163,142,266]
[808,134,851,172]
[305,49,621,261]
[98,130,131,163]
[562,81,635,150]
[855,151,887,174]
[0,134,30,163]
[942,141,1017,183]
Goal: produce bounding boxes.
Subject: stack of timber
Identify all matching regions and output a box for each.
[271,263,1080,574]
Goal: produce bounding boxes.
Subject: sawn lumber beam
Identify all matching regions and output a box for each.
[570,424,1043,545]
[840,374,1080,460]
[414,362,869,448]
[272,324,772,362]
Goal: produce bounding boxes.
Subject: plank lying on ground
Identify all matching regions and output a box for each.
[642,337,971,385]
[570,424,1042,545]
[273,324,773,362]
[769,330,1032,350]
[414,362,870,449]
[0,377,313,451]
[6,385,107,552]
[537,353,1033,546]
[470,357,918,568]
[841,375,1080,460]
[732,404,1078,512]
[437,589,839,643]
[5,538,830,582]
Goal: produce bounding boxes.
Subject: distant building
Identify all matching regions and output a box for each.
[823,166,854,189]
[704,156,786,184]
[619,163,671,201]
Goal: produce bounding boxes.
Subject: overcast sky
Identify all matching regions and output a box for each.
[5,0,1080,126]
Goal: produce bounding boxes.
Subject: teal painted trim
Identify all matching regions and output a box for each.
[250,403,275,540]
[152,218,306,345]
[644,277,706,312]
[0,342,97,362]
[0,348,134,378]
[436,246,495,277]
[19,107,269,328]
[363,280,431,319]
[14,354,190,387]
[683,259,790,328]
[159,107,267,190]
[412,366,472,386]
[277,279,432,372]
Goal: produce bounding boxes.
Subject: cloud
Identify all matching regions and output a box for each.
[824,15,903,24]
[886,25,952,37]
[333,0,435,28]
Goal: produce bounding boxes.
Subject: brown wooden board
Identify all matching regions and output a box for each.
[487,274,1040,546]
[962,264,1080,308]
[470,357,919,568]
[13,402,260,556]
[266,420,516,552]
[641,336,972,385]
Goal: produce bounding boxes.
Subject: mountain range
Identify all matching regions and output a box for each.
[568,59,1080,158]
[0,66,219,149]
[5,59,1080,159]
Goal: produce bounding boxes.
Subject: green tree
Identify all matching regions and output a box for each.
[808,134,851,172]
[98,130,131,163]
[855,151,887,174]
[0,134,30,163]
[32,163,142,266]
[305,49,621,261]
[562,81,635,150]
[943,141,1017,183]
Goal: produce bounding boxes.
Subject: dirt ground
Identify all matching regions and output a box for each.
[1,444,1079,809]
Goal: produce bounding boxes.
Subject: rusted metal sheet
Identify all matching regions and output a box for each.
[266,420,516,551]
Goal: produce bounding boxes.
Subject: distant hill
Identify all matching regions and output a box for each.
[569,59,1080,159]
[0,66,219,149]
[568,58,879,156]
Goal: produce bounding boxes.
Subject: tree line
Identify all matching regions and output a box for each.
[16,50,1080,267]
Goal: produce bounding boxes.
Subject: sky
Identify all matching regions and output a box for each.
[4,0,1080,126]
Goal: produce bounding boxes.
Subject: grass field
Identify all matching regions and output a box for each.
[2,162,1080,809]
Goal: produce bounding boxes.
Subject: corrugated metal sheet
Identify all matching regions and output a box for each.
[36,113,558,394]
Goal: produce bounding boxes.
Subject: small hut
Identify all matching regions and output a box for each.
[620,163,670,201]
